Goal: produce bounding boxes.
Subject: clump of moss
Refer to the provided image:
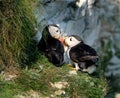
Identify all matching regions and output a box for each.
[0,0,37,70]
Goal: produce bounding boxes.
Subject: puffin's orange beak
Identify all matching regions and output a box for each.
[59,37,64,43]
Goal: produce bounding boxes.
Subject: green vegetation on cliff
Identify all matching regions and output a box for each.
[0,0,36,70]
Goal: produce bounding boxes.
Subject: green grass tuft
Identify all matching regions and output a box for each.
[0,0,37,69]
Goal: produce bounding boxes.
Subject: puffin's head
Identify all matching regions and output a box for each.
[64,35,83,47]
[47,24,62,39]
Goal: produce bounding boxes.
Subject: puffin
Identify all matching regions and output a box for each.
[38,24,64,66]
[64,35,99,74]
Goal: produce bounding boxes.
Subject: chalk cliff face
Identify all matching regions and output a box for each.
[35,0,100,46]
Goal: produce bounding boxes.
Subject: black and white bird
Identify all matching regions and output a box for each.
[38,24,64,66]
[64,35,99,74]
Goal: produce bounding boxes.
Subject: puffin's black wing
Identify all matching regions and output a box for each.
[38,35,63,52]
[69,43,98,64]
[48,37,64,53]
[47,37,64,66]
[38,35,64,66]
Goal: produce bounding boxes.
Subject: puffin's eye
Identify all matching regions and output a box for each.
[70,38,72,41]
[56,30,59,32]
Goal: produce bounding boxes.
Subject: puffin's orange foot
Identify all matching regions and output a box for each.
[67,64,77,70]
[67,64,73,68]
[67,64,73,67]
[71,67,77,70]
